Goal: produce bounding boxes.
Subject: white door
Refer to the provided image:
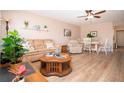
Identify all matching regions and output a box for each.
[116,30,124,47]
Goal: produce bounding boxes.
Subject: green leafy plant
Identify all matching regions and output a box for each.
[1,30,28,64]
[87,33,94,38]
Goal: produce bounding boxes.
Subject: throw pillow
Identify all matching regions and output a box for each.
[46,43,54,49]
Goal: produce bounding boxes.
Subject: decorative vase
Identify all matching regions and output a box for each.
[24,21,29,29]
[55,48,61,56]
[43,25,48,31]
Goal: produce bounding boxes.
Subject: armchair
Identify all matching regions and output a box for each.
[67,40,83,53]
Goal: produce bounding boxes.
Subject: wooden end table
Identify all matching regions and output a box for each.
[61,45,68,53]
[40,53,72,77]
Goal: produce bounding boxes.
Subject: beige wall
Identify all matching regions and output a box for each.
[80,22,114,51]
[0,11,1,42]
[0,11,6,42]
[0,11,1,37]
[2,11,80,44]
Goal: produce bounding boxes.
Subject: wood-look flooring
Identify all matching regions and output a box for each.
[33,48,124,82]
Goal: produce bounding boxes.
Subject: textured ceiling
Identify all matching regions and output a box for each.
[29,10,124,26]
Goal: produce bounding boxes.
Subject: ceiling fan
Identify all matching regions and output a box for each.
[77,10,106,21]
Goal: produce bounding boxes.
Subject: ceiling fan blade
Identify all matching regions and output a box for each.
[89,10,92,12]
[94,16,101,18]
[94,10,106,15]
[77,16,87,18]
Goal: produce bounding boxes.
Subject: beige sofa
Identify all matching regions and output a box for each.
[23,39,55,62]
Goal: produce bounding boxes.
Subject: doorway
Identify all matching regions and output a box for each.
[116,30,124,48]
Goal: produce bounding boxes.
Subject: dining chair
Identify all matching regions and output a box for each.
[97,39,108,55]
[83,38,92,52]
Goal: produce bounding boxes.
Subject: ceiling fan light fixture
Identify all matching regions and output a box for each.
[87,15,94,19]
[77,10,106,21]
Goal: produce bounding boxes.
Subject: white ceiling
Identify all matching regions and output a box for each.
[29,10,124,26]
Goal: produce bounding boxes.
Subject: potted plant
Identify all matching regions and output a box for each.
[1,30,28,66]
[24,21,29,29]
[44,25,48,31]
[87,33,94,38]
[9,64,29,82]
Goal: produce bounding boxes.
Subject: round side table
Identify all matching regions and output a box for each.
[40,53,72,77]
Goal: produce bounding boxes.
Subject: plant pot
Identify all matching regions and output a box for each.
[12,76,25,82]
[8,62,22,75]
[9,62,22,68]
[0,63,9,68]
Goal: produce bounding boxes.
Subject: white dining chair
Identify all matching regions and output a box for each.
[97,39,108,55]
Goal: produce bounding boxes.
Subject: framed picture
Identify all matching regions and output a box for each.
[90,31,97,37]
[64,29,71,37]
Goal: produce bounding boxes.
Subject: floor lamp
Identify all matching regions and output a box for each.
[5,20,9,35]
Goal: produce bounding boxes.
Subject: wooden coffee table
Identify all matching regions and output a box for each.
[40,53,72,77]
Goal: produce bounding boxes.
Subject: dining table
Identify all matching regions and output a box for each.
[79,40,100,52]
[91,41,100,52]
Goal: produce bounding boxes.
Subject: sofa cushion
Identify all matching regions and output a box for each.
[44,39,55,49]
[27,39,34,47]
[46,42,54,49]
[33,39,45,49]
[23,40,35,52]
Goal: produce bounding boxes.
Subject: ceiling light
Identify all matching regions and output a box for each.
[87,15,94,19]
